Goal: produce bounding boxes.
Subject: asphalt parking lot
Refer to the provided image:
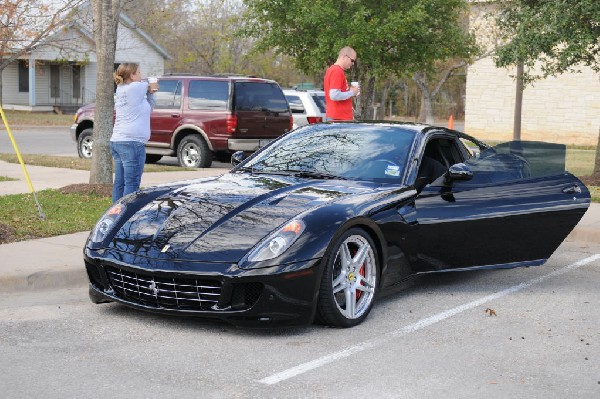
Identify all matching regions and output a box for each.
[1,240,598,398]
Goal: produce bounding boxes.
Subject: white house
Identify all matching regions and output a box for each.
[465,1,600,146]
[1,8,170,113]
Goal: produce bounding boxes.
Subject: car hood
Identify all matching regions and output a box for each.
[110,173,375,262]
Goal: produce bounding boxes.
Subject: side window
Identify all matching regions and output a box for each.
[417,136,468,190]
[188,80,228,110]
[286,95,305,114]
[234,82,289,113]
[154,80,182,109]
[463,141,566,185]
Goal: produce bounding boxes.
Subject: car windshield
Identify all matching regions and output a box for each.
[241,124,416,182]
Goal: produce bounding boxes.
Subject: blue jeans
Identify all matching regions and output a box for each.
[110,141,146,203]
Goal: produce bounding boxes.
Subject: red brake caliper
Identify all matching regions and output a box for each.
[350,245,365,300]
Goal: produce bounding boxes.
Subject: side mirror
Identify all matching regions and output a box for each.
[445,163,473,183]
[231,151,247,167]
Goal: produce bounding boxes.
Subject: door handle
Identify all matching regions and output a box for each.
[171,114,180,118]
[562,184,581,194]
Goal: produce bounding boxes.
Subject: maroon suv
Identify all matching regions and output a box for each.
[70,75,293,168]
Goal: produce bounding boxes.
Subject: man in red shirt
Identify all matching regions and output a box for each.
[324,46,360,121]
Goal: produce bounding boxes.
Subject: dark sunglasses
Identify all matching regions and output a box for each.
[346,55,356,64]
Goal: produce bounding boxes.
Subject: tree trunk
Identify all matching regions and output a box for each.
[89,0,120,184]
[413,73,434,124]
[356,75,375,120]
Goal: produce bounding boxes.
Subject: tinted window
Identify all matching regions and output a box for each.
[285,95,305,113]
[311,93,326,113]
[244,124,415,182]
[462,141,566,185]
[235,82,288,113]
[188,80,228,110]
[155,80,182,109]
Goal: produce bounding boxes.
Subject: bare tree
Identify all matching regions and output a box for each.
[0,0,83,104]
[89,0,121,184]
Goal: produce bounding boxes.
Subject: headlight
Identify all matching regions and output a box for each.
[246,219,305,262]
[90,203,126,243]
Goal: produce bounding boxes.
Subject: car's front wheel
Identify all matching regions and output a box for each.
[177,135,212,168]
[77,128,94,159]
[317,228,379,327]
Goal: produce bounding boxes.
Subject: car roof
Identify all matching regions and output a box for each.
[283,89,324,95]
[160,74,276,84]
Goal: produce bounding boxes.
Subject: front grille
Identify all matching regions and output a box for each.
[105,266,222,311]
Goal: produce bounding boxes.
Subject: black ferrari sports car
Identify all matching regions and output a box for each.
[84,122,590,327]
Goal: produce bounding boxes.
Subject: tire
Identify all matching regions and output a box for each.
[316,228,379,327]
[145,154,163,164]
[177,135,212,168]
[77,128,94,159]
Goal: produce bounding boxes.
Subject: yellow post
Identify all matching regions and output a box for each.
[0,106,46,219]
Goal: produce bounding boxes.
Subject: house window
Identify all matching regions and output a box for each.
[18,61,29,92]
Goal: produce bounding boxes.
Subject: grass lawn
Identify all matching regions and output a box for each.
[1,109,74,127]
[0,189,111,243]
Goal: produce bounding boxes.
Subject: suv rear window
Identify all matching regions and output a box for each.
[188,80,229,110]
[235,82,288,113]
[286,95,305,113]
[155,79,182,109]
[311,93,326,113]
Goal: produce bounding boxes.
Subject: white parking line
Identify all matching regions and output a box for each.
[259,254,600,385]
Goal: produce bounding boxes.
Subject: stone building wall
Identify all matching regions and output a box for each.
[465,2,600,146]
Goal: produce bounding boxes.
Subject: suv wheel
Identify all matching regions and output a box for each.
[77,128,94,159]
[177,135,212,168]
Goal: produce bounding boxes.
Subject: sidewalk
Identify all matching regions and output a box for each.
[0,159,229,196]
[1,160,599,294]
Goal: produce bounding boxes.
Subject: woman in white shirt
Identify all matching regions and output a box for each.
[110,63,156,203]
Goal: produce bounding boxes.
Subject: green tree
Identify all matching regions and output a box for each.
[494,0,600,176]
[242,0,477,119]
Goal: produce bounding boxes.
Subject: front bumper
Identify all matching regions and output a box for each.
[84,250,323,327]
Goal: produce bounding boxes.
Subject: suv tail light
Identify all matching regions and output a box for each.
[307,116,323,124]
[226,114,237,134]
[289,115,294,131]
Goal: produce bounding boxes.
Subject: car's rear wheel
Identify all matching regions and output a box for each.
[77,128,94,159]
[177,135,212,168]
[316,228,379,327]
[144,154,163,164]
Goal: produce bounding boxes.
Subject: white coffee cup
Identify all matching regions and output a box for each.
[351,81,360,96]
[148,77,158,92]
